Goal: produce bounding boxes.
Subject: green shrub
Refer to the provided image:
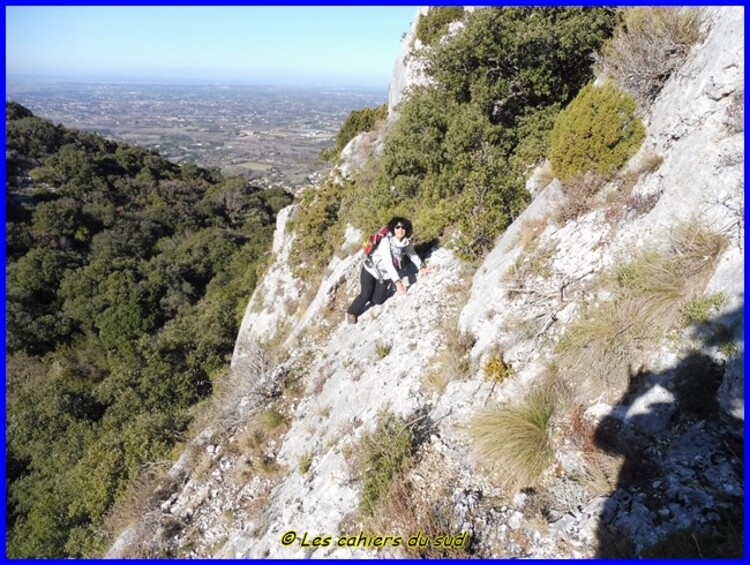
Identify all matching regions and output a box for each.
[511,104,562,172]
[322,104,388,161]
[550,81,645,181]
[428,7,617,120]
[415,7,465,47]
[359,410,413,515]
[452,143,528,259]
[469,385,557,491]
[595,7,705,109]
[288,180,345,278]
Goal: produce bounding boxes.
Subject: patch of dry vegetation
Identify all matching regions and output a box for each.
[552,173,608,225]
[368,479,473,558]
[595,7,706,109]
[556,221,728,395]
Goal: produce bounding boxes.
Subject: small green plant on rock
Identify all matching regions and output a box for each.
[375,341,392,360]
[681,292,727,325]
[484,351,513,382]
[298,452,313,475]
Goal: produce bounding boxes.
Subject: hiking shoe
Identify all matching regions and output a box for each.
[346,313,357,325]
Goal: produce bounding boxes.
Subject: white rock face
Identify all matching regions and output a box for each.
[337,128,385,181]
[387,6,431,118]
[221,247,466,558]
[232,203,302,363]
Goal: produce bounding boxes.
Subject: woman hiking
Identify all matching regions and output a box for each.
[346,216,431,324]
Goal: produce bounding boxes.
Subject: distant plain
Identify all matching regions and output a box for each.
[6,79,387,188]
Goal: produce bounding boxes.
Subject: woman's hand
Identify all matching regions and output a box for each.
[419,265,432,275]
[396,280,408,295]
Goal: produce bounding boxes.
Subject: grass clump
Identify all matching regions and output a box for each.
[440,324,474,379]
[468,384,557,492]
[422,310,475,395]
[681,292,727,325]
[558,221,728,393]
[369,479,472,558]
[298,452,313,475]
[359,410,413,516]
[256,409,286,432]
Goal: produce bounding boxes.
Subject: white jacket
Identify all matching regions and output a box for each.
[364,233,423,282]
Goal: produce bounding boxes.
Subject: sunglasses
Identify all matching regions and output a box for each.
[395,224,407,230]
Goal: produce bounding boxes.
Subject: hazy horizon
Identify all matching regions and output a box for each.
[5,73,390,92]
[5,6,418,90]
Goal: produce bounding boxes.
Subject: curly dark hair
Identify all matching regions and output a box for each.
[387,216,413,238]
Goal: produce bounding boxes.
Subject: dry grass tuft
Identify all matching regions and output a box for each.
[534,160,556,191]
[421,369,451,395]
[468,384,558,492]
[103,461,179,542]
[421,317,475,394]
[635,151,664,175]
[517,216,548,252]
[670,221,729,272]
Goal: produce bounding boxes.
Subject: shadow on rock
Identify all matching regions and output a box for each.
[594,305,744,558]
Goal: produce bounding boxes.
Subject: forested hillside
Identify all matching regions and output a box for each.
[5,102,292,557]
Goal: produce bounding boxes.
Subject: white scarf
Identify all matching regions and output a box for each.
[389,234,410,269]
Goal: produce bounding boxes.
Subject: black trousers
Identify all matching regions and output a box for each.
[347,268,390,317]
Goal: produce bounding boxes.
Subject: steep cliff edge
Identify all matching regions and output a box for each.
[108,7,743,558]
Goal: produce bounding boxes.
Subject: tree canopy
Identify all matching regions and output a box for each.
[5,103,292,557]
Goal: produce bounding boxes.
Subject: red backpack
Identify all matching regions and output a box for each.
[363,225,390,257]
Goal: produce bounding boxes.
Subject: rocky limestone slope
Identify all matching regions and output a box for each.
[108,6,743,559]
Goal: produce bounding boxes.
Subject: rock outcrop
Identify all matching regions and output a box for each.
[387,7,431,119]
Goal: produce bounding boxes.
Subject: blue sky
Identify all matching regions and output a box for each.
[5,6,419,88]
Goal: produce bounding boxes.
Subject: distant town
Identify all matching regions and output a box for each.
[6,79,387,189]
